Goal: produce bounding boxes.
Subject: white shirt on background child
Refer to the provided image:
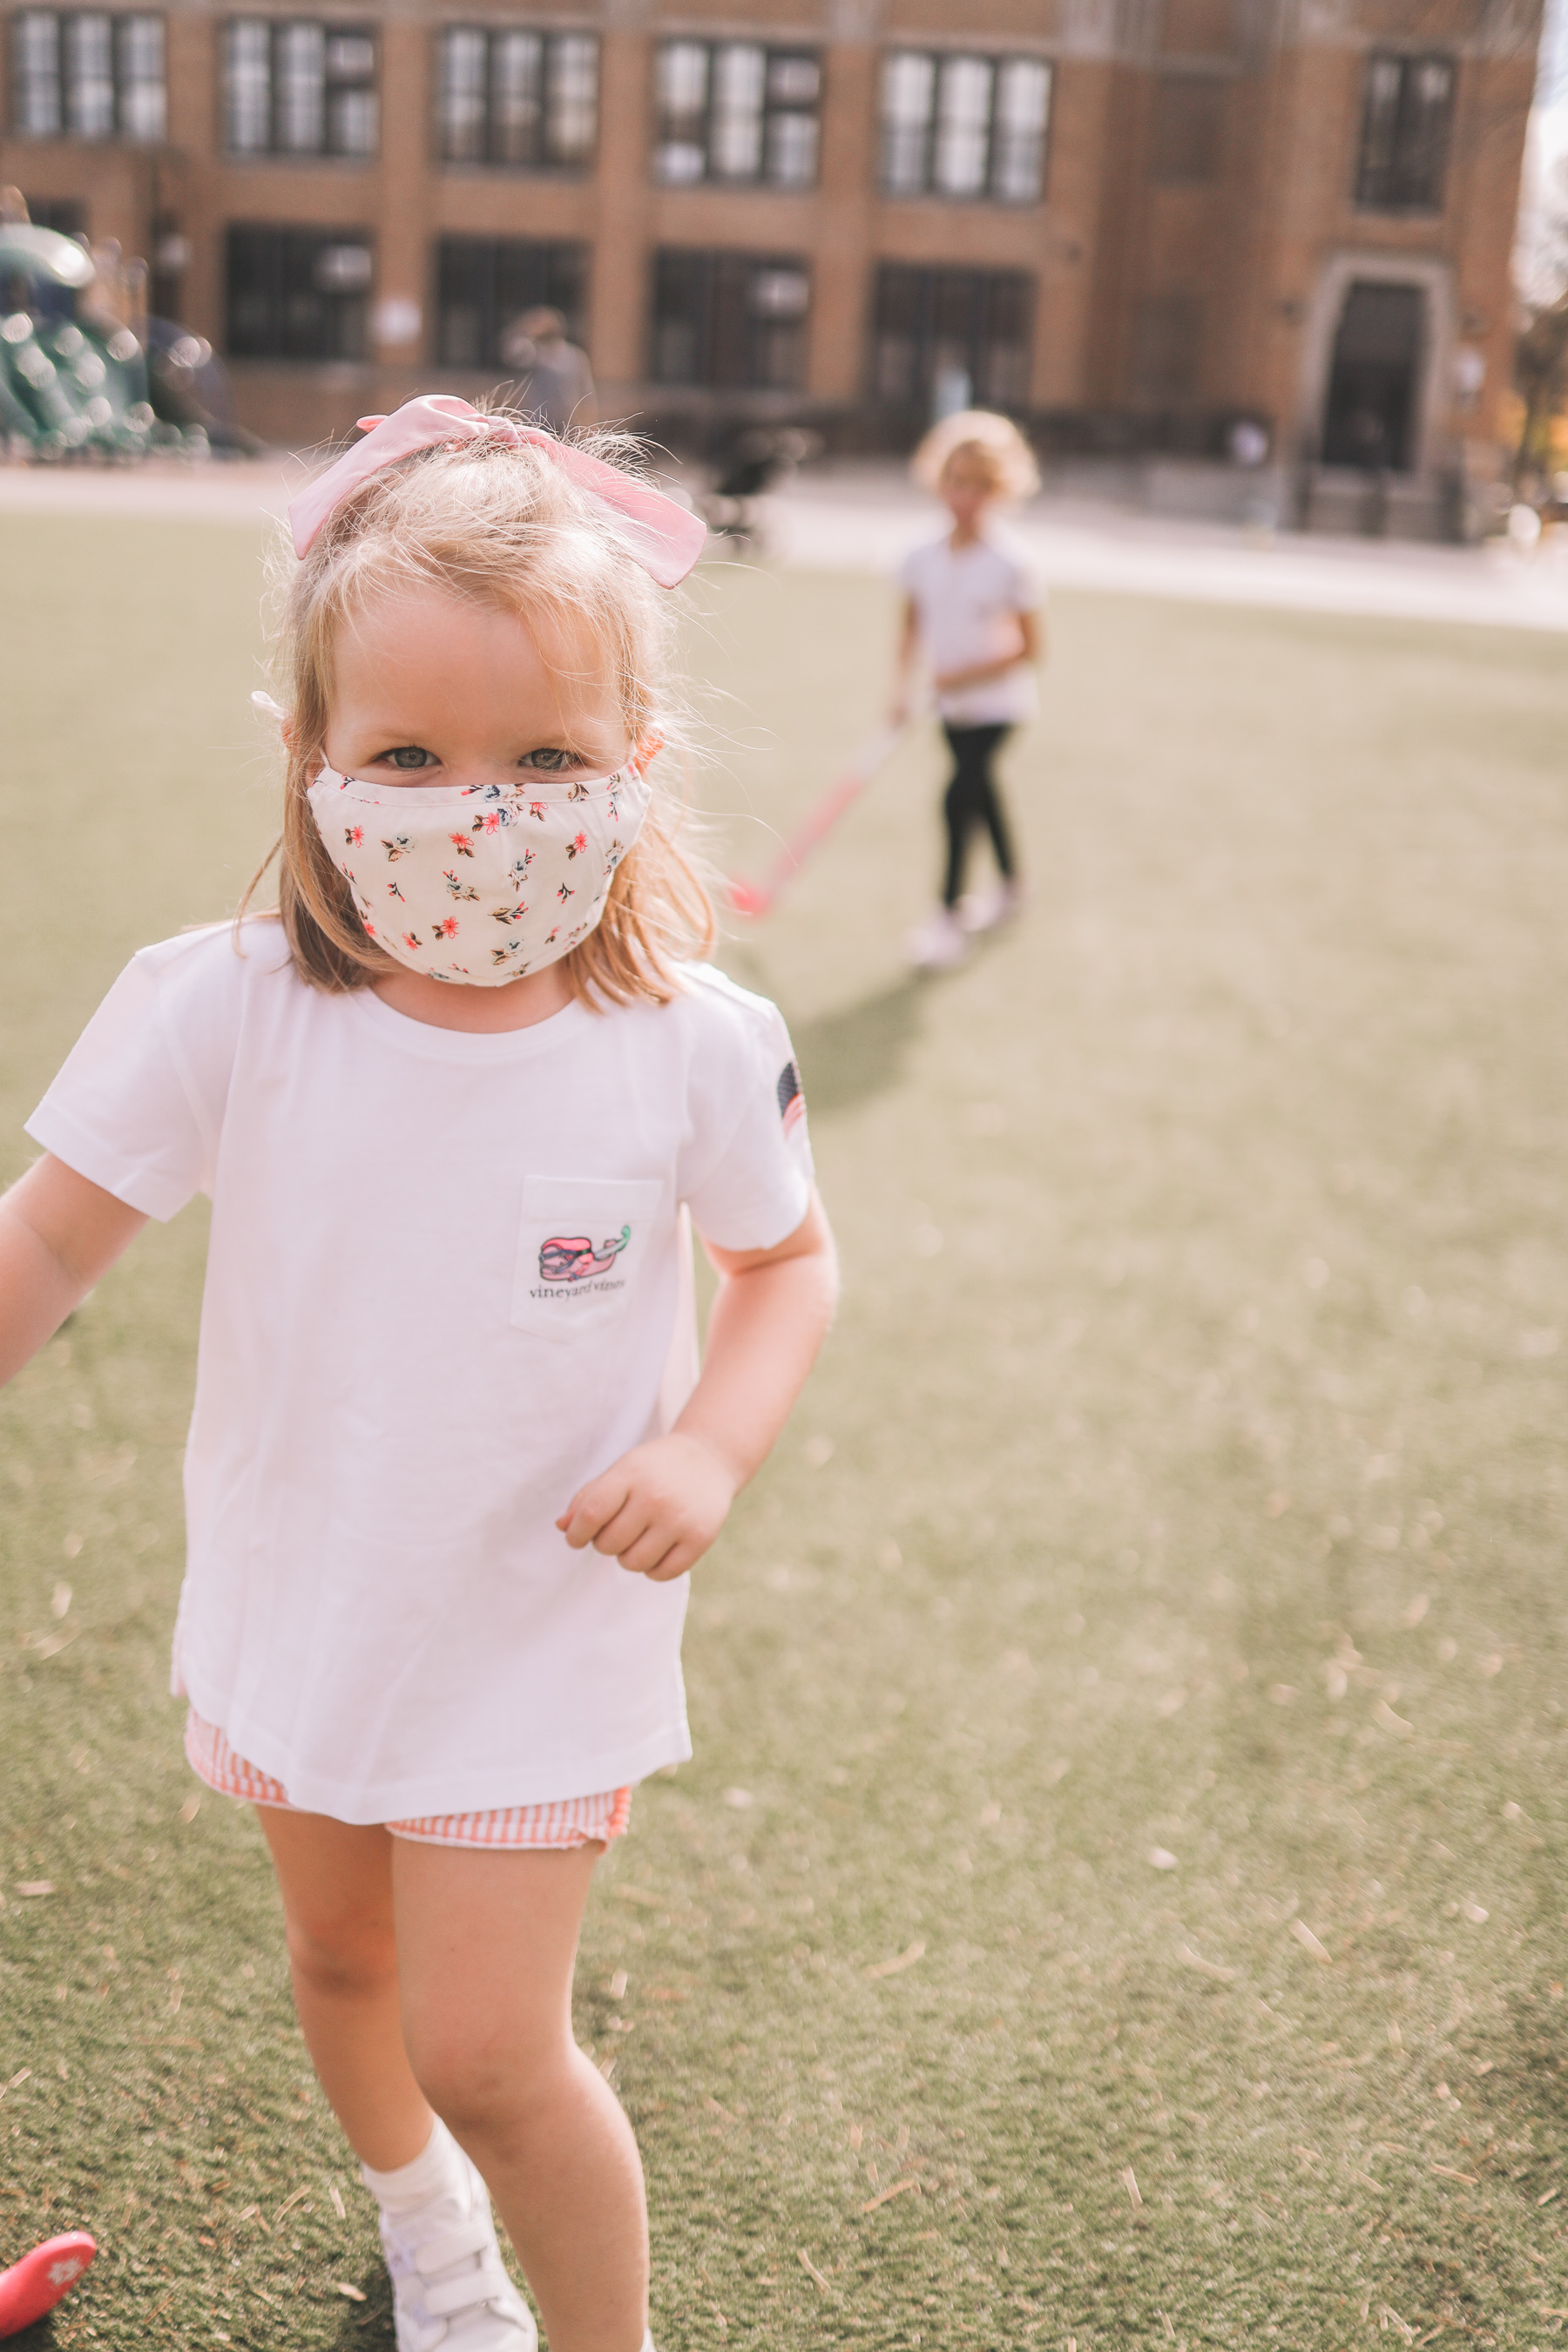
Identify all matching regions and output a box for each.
[26,923,813,1823]
[898,530,1043,727]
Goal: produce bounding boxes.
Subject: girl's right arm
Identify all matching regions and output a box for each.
[0,1156,146,1386]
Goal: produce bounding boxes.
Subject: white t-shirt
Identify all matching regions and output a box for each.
[898,530,1042,726]
[25,923,814,1823]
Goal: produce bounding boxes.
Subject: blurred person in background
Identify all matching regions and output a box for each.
[891,410,1044,973]
[500,307,595,436]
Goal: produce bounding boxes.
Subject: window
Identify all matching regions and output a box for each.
[435,237,586,368]
[226,223,371,358]
[1355,54,1454,213]
[11,10,165,139]
[651,249,808,391]
[223,19,377,157]
[653,42,820,187]
[870,263,1032,414]
[1150,76,1225,184]
[436,29,596,168]
[878,51,1050,203]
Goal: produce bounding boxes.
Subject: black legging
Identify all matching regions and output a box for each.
[941,722,1016,909]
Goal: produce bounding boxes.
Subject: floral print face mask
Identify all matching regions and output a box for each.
[307,756,652,986]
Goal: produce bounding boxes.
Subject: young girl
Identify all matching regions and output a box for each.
[890,409,1044,972]
[0,395,837,2352]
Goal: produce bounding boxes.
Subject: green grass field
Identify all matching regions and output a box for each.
[3,514,1566,2351]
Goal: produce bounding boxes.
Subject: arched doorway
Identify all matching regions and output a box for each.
[1321,280,1426,471]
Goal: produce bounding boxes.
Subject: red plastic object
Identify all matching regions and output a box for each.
[0,2233,97,2336]
[721,726,905,921]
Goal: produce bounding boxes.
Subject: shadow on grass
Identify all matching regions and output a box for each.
[328,2266,395,2347]
[1462,1983,1568,2200]
[790,977,924,1117]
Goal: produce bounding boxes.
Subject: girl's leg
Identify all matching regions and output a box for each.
[941,724,982,908]
[256,1806,434,2170]
[972,726,1017,881]
[394,1840,646,2352]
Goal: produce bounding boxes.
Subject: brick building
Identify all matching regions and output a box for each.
[0,0,1544,524]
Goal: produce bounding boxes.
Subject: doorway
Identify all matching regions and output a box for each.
[1321,279,1425,471]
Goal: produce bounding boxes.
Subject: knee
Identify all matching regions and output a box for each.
[285,1905,398,2002]
[403,2012,572,2143]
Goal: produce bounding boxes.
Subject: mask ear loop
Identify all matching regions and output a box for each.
[252,691,289,725]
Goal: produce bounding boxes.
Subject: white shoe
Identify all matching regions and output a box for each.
[370,2128,537,2352]
[957,878,1026,935]
[906,906,967,970]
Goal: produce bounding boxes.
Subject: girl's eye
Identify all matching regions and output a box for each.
[382,746,435,771]
[520,747,581,774]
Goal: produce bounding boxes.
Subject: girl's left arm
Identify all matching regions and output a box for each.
[557,1188,838,1581]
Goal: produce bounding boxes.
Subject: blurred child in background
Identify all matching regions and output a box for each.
[891,410,1044,972]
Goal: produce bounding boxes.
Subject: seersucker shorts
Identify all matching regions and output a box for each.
[183,1710,632,1849]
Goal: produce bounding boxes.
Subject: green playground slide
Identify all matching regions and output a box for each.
[0,223,186,460]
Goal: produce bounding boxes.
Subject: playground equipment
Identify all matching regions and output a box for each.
[0,223,159,457]
[0,220,247,461]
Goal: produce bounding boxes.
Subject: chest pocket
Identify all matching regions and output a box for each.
[510,1175,665,1340]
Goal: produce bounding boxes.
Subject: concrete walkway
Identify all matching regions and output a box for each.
[767,463,1568,634]
[4,450,1566,632]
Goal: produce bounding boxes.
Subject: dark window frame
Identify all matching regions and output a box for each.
[10,7,166,141]
[1355,51,1455,215]
[877,47,1052,206]
[649,247,811,392]
[433,234,589,368]
[221,17,378,159]
[868,260,1035,416]
[652,39,822,190]
[435,25,598,171]
[225,220,374,359]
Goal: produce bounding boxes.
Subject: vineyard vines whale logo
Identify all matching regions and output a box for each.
[537,1226,632,1286]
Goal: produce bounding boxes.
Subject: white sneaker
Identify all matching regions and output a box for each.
[957,878,1026,935]
[906,906,967,970]
[369,2129,537,2352]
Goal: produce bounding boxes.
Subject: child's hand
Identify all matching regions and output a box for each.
[556,1433,740,1582]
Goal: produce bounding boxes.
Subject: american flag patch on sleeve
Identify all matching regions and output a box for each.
[777,1058,805,1133]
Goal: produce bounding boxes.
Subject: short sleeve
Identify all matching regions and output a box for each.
[678,971,814,1254]
[1004,552,1043,612]
[24,928,247,1220]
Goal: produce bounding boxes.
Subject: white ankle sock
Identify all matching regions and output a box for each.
[361,2117,463,2210]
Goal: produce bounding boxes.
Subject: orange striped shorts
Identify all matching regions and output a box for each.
[184,1711,632,1849]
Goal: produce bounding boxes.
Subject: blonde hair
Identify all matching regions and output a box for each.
[911,409,1040,502]
[240,410,714,1007]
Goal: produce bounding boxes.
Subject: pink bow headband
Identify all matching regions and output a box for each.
[287,394,706,590]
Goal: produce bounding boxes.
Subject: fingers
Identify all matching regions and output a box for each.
[557,1476,694,1577]
[641,1541,693,1583]
[591,1498,660,1569]
[558,1437,731,1578]
[555,1469,630,1551]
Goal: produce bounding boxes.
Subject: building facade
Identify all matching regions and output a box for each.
[0,0,1544,517]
